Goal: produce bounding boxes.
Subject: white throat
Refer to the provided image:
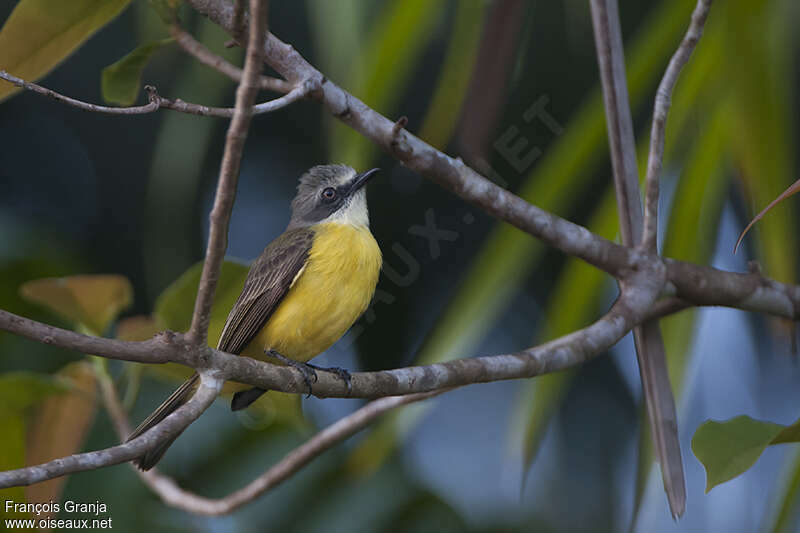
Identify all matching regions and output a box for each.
[323,188,369,227]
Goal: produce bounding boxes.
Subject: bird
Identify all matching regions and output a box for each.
[128,164,383,470]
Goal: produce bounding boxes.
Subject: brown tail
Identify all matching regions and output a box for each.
[127,373,200,471]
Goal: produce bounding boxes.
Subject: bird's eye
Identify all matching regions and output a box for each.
[321,187,336,201]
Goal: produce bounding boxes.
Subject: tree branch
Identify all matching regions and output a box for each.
[0,260,664,490]
[641,0,713,251]
[99,369,445,515]
[169,24,292,93]
[0,70,308,118]
[186,0,270,345]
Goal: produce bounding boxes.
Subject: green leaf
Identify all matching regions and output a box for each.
[0,372,69,412]
[101,38,173,106]
[154,259,249,345]
[692,415,800,492]
[417,0,487,149]
[773,419,800,445]
[0,411,26,516]
[725,0,796,283]
[0,0,133,102]
[19,274,133,336]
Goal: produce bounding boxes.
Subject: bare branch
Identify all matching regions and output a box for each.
[642,0,713,251]
[0,70,159,115]
[186,0,271,345]
[0,374,221,488]
[0,258,668,400]
[169,24,292,93]
[0,260,664,491]
[99,368,444,515]
[0,70,308,118]
[1,241,799,402]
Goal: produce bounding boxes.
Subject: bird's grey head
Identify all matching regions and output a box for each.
[288,164,379,229]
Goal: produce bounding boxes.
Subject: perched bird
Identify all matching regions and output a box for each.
[128,164,382,470]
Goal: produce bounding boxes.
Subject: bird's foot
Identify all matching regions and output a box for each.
[265,350,317,397]
[264,350,352,397]
[305,363,352,395]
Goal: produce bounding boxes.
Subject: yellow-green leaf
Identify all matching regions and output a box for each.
[0,411,26,517]
[417,0,487,149]
[101,38,173,106]
[0,0,133,102]
[116,315,161,342]
[692,415,800,492]
[0,371,69,412]
[19,274,133,336]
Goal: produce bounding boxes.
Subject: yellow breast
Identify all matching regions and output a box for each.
[242,222,382,362]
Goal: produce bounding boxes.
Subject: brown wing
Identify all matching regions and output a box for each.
[217,227,314,354]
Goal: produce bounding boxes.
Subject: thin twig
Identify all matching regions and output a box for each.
[0,70,159,114]
[186,0,270,345]
[642,0,713,251]
[169,24,292,93]
[0,70,308,118]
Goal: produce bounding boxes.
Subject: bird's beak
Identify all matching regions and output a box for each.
[350,168,380,193]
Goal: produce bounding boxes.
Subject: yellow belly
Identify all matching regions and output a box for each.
[241,222,381,362]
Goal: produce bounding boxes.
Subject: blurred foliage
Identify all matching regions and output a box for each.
[0,0,132,101]
[101,38,174,106]
[24,361,98,521]
[19,274,133,336]
[0,0,799,531]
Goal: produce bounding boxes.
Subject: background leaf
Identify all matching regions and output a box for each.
[692,415,800,492]
[101,38,173,106]
[19,274,133,336]
[0,371,67,513]
[154,259,249,345]
[328,0,448,168]
[0,0,133,102]
[24,361,98,519]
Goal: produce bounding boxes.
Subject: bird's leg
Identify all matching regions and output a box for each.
[265,350,352,396]
[265,349,317,397]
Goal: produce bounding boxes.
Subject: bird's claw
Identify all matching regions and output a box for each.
[307,364,352,395]
[265,350,352,397]
[266,349,317,397]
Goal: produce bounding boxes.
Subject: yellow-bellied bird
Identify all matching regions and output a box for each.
[128,164,382,470]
